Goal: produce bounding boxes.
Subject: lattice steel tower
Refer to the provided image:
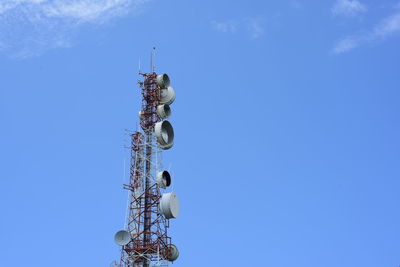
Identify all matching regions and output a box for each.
[113,54,179,267]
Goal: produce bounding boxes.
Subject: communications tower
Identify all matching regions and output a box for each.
[113,54,179,267]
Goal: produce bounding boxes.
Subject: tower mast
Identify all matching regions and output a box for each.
[113,55,179,267]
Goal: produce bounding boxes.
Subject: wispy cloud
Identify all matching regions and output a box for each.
[333,36,360,54]
[333,11,400,54]
[332,0,367,17]
[245,18,264,39]
[0,0,149,58]
[211,18,265,39]
[211,20,236,34]
[373,12,400,37]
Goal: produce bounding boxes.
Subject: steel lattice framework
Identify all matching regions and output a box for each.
[116,72,174,267]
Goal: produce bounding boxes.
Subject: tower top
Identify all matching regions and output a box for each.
[151,47,156,73]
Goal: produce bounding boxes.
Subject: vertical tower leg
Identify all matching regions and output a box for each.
[143,132,152,267]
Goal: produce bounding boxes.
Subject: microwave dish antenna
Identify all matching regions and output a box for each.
[157,171,172,189]
[155,120,174,150]
[114,230,131,246]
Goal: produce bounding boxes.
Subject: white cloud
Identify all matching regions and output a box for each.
[43,0,144,22]
[246,18,264,39]
[0,0,149,58]
[211,20,236,33]
[372,13,400,38]
[332,0,366,17]
[333,37,360,53]
[211,18,265,39]
[333,12,400,54]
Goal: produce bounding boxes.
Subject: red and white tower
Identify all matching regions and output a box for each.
[113,55,179,267]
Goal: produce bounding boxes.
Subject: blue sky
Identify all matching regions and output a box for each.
[0,0,400,266]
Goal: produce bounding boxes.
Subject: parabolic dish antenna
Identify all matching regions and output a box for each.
[159,192,179,219]
[155,120,174,150]
[160,87,176,105]
[157,73,170,88]
[157,170,172,189]
[114,230,131,246]
[157,104,171,119]
[167,244,179,261]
